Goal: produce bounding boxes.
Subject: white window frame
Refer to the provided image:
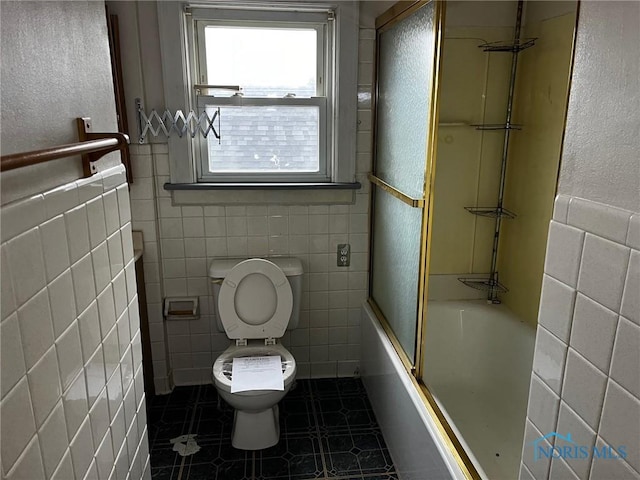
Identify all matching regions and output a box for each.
[157,1,358,187]
[191,11,331,183]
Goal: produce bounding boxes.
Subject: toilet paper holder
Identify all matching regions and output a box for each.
[164,297,199,320]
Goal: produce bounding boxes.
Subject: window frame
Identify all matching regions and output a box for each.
[157,1,358,190]
[190,13,332,183]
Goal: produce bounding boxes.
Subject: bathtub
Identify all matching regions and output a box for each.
[361,302,465,480]
[423,300,536,479]
[362,299,536,479]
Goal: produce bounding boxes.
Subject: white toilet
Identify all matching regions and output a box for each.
[209,257,303,450]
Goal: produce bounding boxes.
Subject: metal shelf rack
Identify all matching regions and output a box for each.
[460,0,533,303]
[458,277,508,294]
[478,38,537,52]
[464,207,517,219]
[471,123,522,131]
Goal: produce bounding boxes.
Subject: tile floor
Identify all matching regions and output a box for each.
[148,378,398,480]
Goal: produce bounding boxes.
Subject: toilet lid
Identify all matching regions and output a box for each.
[218,258,293,339]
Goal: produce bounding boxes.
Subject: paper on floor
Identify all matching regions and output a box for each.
[231,355,284,393]
[170,434,200,456]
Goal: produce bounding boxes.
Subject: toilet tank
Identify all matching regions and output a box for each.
[209,257,303,333]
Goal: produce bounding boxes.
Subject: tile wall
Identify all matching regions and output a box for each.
[0,165,150,480]
[128,29,375,389]
[127,144,170,393]
[520,195,640,480]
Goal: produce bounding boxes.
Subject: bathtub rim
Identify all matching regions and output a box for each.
[362,300,482,480]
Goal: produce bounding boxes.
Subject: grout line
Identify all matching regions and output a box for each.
[176,385,202,480]
[175,459,186,480]
[251,450,256,480]
[307,380,330,479]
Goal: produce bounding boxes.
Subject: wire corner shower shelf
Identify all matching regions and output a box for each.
[459,0,534,303]
[458,277,508,294]
[470,123,523,131]
[478,38,537,52]
[465,206,517,219]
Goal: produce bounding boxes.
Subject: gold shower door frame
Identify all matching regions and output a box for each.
[367,1,481,478]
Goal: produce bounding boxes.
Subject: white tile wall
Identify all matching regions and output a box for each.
[537,275,576,343]
[555,402,596,479]
[522,420,553,480]
[0,165,150,480]
[531,325,567,395]
[126,28,374,388]
[521,195,640,480]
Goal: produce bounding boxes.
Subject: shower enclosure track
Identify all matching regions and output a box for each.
[460,0,533,303]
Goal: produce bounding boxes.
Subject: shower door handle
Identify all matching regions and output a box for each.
[368,174,425,208]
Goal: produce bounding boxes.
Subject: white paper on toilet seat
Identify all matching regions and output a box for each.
[231,355,284,393]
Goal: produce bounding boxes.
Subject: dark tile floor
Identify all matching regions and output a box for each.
[148,378,398,480]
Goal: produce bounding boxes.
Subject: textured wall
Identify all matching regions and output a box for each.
[556,1,640,212]
[0,3,149,476]
[0,1,120,205]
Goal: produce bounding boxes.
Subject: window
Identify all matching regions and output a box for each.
[191,12,330,182]
[157,2,358,189]
[185,8,333,182]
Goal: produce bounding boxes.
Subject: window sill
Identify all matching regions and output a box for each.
[164,182,362,205]
[164,182,361,191]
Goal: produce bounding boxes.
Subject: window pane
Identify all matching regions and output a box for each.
[206,106,319,173]
[204,27,317,97]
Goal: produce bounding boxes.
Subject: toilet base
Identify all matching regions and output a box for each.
[231,405,280,450]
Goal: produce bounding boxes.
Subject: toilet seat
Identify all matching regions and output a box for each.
[218,258,293,340]
[212,343,297,395]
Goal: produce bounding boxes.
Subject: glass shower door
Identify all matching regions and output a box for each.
[369,0,442,366]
